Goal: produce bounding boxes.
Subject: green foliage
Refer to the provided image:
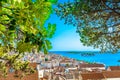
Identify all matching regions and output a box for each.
[0,0,57,77]
[45,58,48,61]
[48,0,57,3]
[56,0,120,53]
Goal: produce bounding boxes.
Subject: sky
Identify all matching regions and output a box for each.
[47,0,99,51]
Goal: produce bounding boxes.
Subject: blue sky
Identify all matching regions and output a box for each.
[47,0,99,51]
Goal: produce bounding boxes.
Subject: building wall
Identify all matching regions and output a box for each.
[52,61,60,67]
[38,70,44,79]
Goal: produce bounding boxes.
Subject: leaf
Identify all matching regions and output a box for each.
[48,0,57,3]
[45,40,52,49]
[17,42,33,53]
[0,24,6,31]
[43,47,48,54]
[46,23,56,38]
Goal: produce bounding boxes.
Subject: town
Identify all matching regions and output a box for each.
[1,51,120,80]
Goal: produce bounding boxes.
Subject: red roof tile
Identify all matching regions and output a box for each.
[79,63,105,68]
[103,71,120,78]
[108,66,120,71]
[80,72,105,80]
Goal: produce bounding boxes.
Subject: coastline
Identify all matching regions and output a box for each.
[49,51,105,65]
[49,51,120,66]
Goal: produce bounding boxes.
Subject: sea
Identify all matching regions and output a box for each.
[49,51,120,66]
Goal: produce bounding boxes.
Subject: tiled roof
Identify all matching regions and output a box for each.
[108,66,120,71]
[79,63,105,68]
[103,71,120,78]
[29,63,37,68]
[80,72,105,80]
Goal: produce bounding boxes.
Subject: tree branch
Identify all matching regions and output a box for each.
[103,30,120,35]
[93,23,120,30]
[91,8,120,13]
[101,0,120,16]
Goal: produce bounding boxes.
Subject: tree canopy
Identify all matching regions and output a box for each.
[56,0,120,53]
[0,0,57,77]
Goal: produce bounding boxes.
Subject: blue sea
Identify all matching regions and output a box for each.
[50,51,120,66]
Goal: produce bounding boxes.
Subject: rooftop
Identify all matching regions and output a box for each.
[108,66,120,71]
[103,71,120,78]
[79,63,105,68]
[80,72,105,80]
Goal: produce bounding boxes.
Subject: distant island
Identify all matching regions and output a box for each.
[67,51,95,57]
[67,51,81,54]
[81,52,95,57]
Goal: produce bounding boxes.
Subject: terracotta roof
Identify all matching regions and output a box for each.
[29,63,37,68]
[103,71,120,78]
[80,72,105,80]
[79,63,105,68]
[108,66,120,71]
